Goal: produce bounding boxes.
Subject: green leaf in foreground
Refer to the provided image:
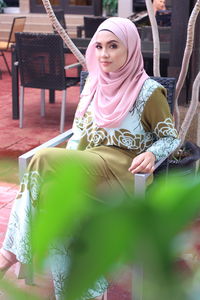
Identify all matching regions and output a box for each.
[29,159,200,300]
[31,158,93,268]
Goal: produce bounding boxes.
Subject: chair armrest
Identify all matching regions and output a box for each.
[18,129,73,181]
[134,156,169,196]
[64,62,81,70]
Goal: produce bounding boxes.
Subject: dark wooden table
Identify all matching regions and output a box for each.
[11,45,19,120]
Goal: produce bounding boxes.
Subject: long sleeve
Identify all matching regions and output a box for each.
[141,88,181,161]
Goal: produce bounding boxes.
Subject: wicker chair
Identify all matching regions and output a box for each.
[77,16,107,38]
[15,32,80,133]
[0,16,26,75]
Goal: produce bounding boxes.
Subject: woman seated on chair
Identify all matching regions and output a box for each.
[0,17,180,300]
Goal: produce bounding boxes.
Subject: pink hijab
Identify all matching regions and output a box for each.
[76,17,149,128]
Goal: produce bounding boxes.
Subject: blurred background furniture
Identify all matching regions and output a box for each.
[52,9,67,34]
[155,9,171,26]
[128,0,172,77]
[11,36,90,120]
[0,16,26,76]
[15,32,80,133]
[77,16,107,38]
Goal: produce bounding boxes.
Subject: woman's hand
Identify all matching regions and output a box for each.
[128,151,156,174]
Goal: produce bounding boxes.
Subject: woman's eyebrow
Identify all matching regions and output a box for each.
[95,40,119,44]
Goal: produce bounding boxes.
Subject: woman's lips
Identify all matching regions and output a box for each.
[101,61,111,66]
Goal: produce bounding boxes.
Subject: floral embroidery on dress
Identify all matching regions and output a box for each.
[111,129,140,149]
[68,77,180,161]
[16,172,29,200]
[87,127,109,148]
[148,137,180,161]
[130,78,161,117]
[27,171,42,207]
[16,171,42,207]
[154,117,178,138]
[75,112,93,137]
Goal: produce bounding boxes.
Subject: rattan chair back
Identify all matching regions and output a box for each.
[15,32,67,90]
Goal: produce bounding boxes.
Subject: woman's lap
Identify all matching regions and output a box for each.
[28,147,122,197]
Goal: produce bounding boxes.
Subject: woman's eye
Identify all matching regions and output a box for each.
[110,43,118,49]
[95,44,102,49]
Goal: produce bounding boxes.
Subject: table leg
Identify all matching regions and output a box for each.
[49,90,55,103]
[12,47,19,120]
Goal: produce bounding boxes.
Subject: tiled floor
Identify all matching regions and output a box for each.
[0,182,18,247]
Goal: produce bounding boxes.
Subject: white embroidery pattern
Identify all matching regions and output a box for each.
[154,118,178,138]
[71,78,180,160]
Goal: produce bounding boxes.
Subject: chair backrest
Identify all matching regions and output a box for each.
[53,9,67,33]
[156,10,171,27]
[84,16,107,38]
[80,71,176,113]
[151,76,176,113]
[8,17,26,47]
[15,32,66,90]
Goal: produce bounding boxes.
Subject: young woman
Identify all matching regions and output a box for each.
[0,17,180,300]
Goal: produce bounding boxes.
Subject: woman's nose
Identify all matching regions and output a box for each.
[101,48,109,57]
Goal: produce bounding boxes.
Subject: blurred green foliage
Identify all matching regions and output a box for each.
[0,158,19,184]
[103,0,118,15]
[1,160,200,300]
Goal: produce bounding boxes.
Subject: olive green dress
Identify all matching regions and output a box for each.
[2,78,180,299]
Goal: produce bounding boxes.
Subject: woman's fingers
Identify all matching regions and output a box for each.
[128,156,145,173]
[129,162,153,174]
[128,152,156,174]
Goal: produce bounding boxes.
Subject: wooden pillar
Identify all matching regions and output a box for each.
[189,1,200,101]
[168,0,191,104]
[94,0,103,16]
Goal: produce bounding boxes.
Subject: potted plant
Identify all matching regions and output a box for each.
[0,0,6,13]
[102,0,118,16]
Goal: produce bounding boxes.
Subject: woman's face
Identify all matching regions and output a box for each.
[95,30,128,73]
[153,0,166,10]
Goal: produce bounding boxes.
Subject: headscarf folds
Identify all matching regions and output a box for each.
[76,17,149,128]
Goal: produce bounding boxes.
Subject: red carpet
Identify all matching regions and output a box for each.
[0,52,132,299]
